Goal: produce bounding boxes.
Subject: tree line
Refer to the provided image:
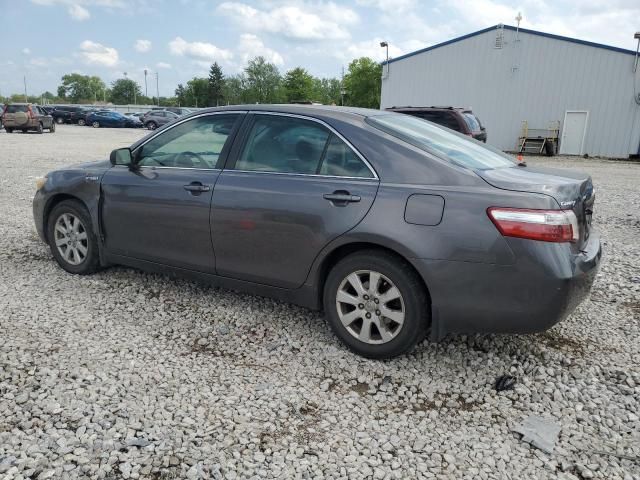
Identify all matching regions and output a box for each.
[1,57,383,109]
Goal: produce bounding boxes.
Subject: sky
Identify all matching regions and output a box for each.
[1,0,639,98]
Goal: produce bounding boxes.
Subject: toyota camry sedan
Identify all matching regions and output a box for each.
[33,105,601,358]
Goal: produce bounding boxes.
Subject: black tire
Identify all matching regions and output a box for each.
[323,250,429,359]
[78,119,86,126]
[49,122,56,133]
[92,121,100,128]
[6,128,13,133]
[46,200,100,275]
[56,117,64,124]
[37,123,43,134]
[22,129,28,133]
[146,121,157,130]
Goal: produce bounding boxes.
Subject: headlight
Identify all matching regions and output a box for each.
[35,176,48,190]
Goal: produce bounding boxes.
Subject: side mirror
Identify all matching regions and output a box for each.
[110,147,133,167]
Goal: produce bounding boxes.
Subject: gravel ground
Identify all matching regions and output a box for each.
[1,125,639,480]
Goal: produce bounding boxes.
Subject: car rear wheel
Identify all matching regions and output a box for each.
[47,200,100,275]
[6,128,13,133]
[146,121,157,130]
[37,123,43,134]
[92,121,100,128]
[323,250,429,359]
[22,129,28,133]
[56,117,64,124]
[78,119,86,126]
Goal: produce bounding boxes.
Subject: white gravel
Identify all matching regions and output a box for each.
[1,125,639,479]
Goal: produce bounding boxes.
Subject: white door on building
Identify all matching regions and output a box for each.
[560,111,589,155]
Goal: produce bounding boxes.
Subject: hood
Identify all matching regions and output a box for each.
[74,159,112,171]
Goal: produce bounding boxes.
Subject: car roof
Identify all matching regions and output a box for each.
[191,104,394,123]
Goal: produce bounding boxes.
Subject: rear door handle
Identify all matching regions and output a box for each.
[183,182,211,193]
[323,191,361,205]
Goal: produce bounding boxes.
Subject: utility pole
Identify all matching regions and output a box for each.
[340,66,345,106]
[144,69,148,98]
[155,72,159,106]
[23,75,28,102]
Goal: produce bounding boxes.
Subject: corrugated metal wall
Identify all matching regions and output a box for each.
[380,28,640,158]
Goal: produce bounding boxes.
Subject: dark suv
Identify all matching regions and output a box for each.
[52,106,93,125]
[386,106,487,142]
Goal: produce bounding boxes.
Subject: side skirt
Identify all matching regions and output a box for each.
[103,253,321,310]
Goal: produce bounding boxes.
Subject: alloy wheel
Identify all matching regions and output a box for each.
[53,213,88,266]
[336,270,405,344]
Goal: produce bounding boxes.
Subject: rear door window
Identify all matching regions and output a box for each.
[236,115,329,174]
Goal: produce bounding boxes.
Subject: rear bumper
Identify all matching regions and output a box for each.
[413,232,602,339]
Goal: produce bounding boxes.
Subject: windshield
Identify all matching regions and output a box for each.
[367,114,515,170]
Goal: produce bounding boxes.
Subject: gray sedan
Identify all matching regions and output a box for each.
[32,105,601,358]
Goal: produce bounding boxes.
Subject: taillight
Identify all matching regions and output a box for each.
[487,208,579,243]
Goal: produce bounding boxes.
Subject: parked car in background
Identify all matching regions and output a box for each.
[123,114,143,128]
[125,112,145,122]
[386,106,487,142]
[2,103,55,133]
[152,107,193,116]
[51,106,91,125]
[142,110,180,130]
[86,111,127,128]
[33,105,601,359]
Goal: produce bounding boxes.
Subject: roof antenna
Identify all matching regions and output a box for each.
[515,12,523,41]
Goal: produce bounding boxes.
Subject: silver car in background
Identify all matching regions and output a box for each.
[142,110,180,130]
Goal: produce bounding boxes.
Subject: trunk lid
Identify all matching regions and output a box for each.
[477,165,595,247]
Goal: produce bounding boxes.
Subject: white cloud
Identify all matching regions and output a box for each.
[134,39,152,53]
[169,37,233,63]
[238,34,284,66]
[68,3,90,20]
[356,0,416,12]
[23,48,31,55]
[156,62,171,69]
[217,2,358,41]
[78,40,119,67]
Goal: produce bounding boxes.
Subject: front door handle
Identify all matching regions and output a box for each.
[323,191,361,205]
[183,182,211,194]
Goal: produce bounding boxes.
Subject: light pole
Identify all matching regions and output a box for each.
[380,41,389,77]
[155,72,159,106]
[144,69,148,98]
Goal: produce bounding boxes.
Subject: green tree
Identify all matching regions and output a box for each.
[208,62,225,107]
[175,84,187,106]
[244,56,283,104]
[283,67,314,103]
[222,74,246,105]
[311,77,341,105]
[57,74,106,103]
[109,78,142,104]
[185,77,209,108]
[343,57,382,108]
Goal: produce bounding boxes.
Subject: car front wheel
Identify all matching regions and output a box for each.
[49,122,56,133]
[146,121,157,130]
[56,117,64,124]
[92,121,100,128]
[37,123,43,134]
[78,119,86,126]
[47,200,100,275]
[323,250,429,359]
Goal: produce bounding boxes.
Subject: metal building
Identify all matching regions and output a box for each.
[380,25,640,158]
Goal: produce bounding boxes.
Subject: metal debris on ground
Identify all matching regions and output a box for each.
[495,374,517,391]
[513,415,561,454]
